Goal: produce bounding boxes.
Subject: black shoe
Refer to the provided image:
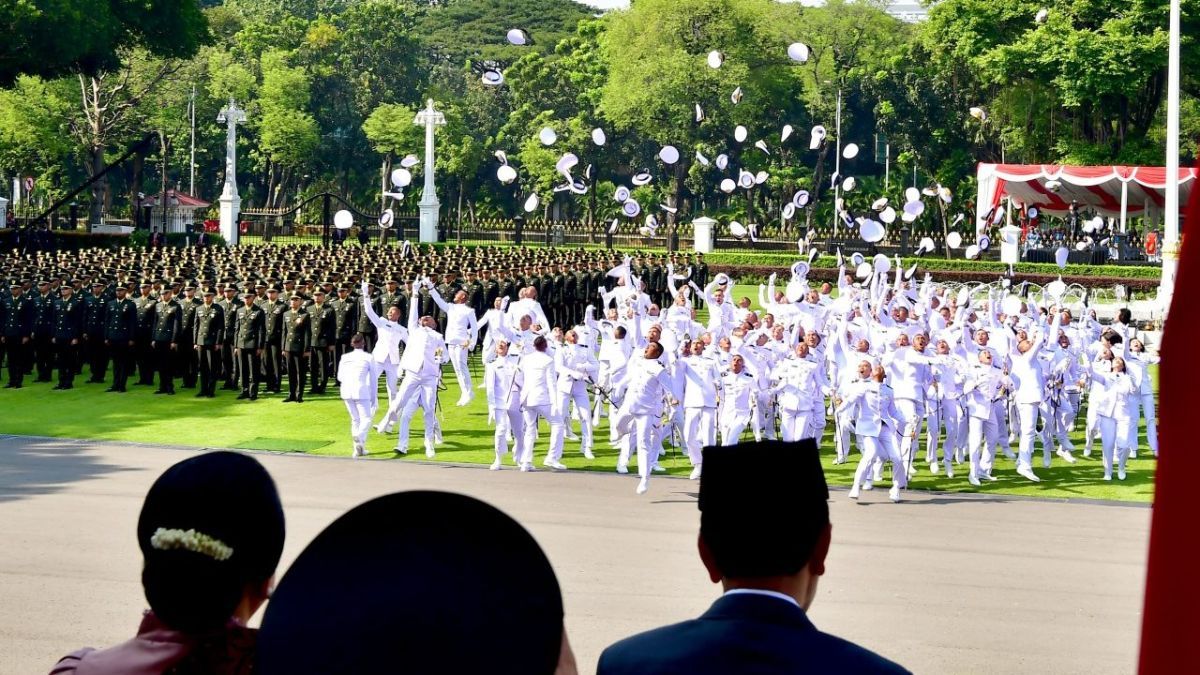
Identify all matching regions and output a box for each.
[296,397,304,403]
[52,384,63,390]
[282,396,295,402]
[249,394,258,401]
[3,383,14,389]
[195,392,206,397]
[236,392,249,400]
[106,387,117,392]
[154,390,168,395]
[13,383,22,389]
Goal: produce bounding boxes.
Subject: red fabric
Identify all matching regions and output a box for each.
[1139,164,1200,673]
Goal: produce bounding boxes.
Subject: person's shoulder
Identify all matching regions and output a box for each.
[810,629,911,673]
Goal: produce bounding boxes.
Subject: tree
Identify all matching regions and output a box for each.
[0,76,73,181]
[0,0,209,86]
[254,50,319,208]
[601,0,806,236]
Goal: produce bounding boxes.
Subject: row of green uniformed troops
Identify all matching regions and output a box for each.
[0,249,711,398]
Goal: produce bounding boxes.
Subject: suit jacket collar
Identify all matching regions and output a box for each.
[701,592,818,632]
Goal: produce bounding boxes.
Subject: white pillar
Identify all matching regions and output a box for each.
[413,98,445,244]
[217,98,247,247]
[1160,0,1182,313]
[1120,179,1129,233]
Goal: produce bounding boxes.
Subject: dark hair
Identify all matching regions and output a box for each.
[1118,308,1132,324]
[645,342,664,359]
[699,440,829,579]
[614,326,627,339]
[137,452,285,633]
[351,332,365,347]
[533,335,548,352]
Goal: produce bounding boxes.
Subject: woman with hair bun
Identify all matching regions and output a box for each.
[50,451,286,675]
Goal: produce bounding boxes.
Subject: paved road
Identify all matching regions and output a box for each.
[0,437,1148,674]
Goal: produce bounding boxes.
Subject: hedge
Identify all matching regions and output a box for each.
[703,251,1162,280]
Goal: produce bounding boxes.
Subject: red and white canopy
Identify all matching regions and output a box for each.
[976,163,1196,229]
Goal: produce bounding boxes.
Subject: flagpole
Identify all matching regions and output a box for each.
[1159,0,1181,317]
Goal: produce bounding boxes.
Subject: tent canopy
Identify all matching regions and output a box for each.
[976,163,1197,230]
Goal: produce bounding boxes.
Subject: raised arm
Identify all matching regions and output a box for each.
[429,286,450,314]
[408,279,421,332]
[361,280,384,328]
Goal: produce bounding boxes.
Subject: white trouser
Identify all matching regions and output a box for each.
[1136,392,1158,453]
[925,398,959,464]
[377,359,400,416]
[1095,415,1131,478]
[492,405,524,461]
[522,404,563,465]
[852,430,906,491]
[1084,391,1102,447]
[683,406,716,466]
[779,407,816,442]
[1015,402,1043,471]
[448,344,472,401]
[344,399,374,447]
[556,388,593,454]
[968,414,998,479]
[835,409,856,461]
[720,411,751,447]
[386,373,439,451]
[635,414,662,480]
[1042,398,1076,454]
[894,398,924,471]
[752,391,776,441]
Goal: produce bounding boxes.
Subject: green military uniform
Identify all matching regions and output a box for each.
[52,291,84,389]
[82,288,108,382]
[151,296,181,394]
[234,300,267,399]
[103,293,137,392]
[133,290,157,385]
[282,301,310,402]
[193,298,225,397]
[2,286,34,388]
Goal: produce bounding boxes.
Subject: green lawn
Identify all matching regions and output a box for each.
[0,358,1157,503]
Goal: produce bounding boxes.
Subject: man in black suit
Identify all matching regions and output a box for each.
[598,440,909,675]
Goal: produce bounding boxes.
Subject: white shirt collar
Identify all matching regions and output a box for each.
[723,588,801,609]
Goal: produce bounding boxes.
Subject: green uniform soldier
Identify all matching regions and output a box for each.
[281,295,311,403]
[151,288,182,395]
[82,282,108,383]
[261,287,286,393]
[2,282,34,388]
[103,286,137,392]
[32,280,56,382]
[217,287,240,389]
[176,286,201,388]
[51,285,84,390]
[234,291,267,400]
[133,284,157,385]
[193,290,225,398]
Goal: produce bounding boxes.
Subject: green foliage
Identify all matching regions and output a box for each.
[0,76,73,177]
[0,0,210,86]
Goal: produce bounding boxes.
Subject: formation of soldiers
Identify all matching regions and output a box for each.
[0,243,706,400]
[0,241,1157,500]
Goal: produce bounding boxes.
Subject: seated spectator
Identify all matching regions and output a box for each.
[598,439,909,674]
[256,491,576,675]
[50,451,286,675]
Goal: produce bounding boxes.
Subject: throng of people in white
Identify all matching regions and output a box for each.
[336,256,1157,499]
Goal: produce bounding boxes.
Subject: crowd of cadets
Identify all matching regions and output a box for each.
[0,243,709,399]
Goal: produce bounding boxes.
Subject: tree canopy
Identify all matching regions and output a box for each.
[0,0,1195,230]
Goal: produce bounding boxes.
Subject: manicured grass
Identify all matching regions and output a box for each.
[0,358,1156,503]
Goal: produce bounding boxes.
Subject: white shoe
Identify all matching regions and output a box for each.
[1003,447,1015,459]
[984,472,998,482]
[888,485,901,503]
[928,460,937,474]
[1016,466,1041,482]
[848,486,860,500]
[456,397,470,407]
[1008,434,1017,444]
[490,459,502,471]
[385,423,396,434]
[425,447,436,458]
[689,465,702,480]
[476,383,487,390]
[1042,456,1051,469]
[1102,472,1112,481]
[544,460,567,470]
[374,423,387,434]
[833,456,845,465]
[352,443,364,458]
[1056,448,1077,464]
[520,463,535,472]
[434,428,444,444]
[968,474,981,487]
[652,465,666,473]
[616,464,629,474]
[394,446,408,455]
[582,448,595,460]
[945,463,954,478]
[636,478,649,495]
[862,480,874,491]
[564,430,580,441]
[1118,467,1127,480]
